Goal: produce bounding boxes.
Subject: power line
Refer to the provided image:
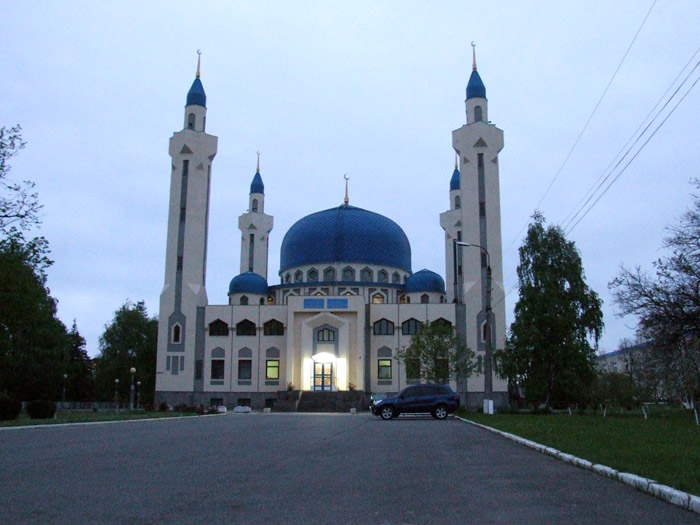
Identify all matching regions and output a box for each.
[503,0,657,255]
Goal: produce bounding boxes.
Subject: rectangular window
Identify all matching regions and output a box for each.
[171,356,179,375]
[180,207,186,221]
[477,153,484,168]
[195,359,203,380]
[481,253,487,268]
[479,201,486,217]
[211,359,225,380]
[177,256,183,271]
[166,355,171,371]
[238,359,252,380]
[266,359,280,380]
[477,355,483,374]
[406,358,420,380]
[378,359,392,380]
[248,233,255,272]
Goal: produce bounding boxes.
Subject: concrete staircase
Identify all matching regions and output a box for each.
[296,391,369,413]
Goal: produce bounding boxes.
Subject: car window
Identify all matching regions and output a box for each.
[402,386,420,397]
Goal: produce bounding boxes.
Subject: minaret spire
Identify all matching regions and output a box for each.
[471,41,477,70]
[344,174,350,205]
[196,49,202,78]
[256,150,260,173]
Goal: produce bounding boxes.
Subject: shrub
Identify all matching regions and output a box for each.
[26,400,57,419]
[158,401,169,412]
[0,394,22,421]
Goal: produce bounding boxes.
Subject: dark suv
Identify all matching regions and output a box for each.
[370,384,460,420]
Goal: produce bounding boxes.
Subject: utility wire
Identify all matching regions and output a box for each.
[503,0,657,254]
[565,68,700,234]
[561,44,700,228]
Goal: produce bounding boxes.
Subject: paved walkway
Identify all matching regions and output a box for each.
[1,413,697,523]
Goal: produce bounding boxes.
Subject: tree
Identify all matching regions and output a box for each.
[0,235,68,400]
[95,301,158,405]
[496,212,603,408]
[395,320,476,384]
[610,181,700,424]
[64,321,94,402]
[0,125,41,235]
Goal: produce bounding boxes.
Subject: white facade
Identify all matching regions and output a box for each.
[156,59,509,409]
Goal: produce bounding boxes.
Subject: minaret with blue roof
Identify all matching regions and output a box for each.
[238,152,274,280]
[156,52,218,395]
[440,43,507,405]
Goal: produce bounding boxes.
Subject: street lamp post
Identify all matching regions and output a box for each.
[136,381,142,410]
[62,373,67,403]
[454,240,494,414]
[129,367,136,410]
[114,378,120,412]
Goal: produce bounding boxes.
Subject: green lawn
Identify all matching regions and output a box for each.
[461,409,700,496]
[0,410,199,428]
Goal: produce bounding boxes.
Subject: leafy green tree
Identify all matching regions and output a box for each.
[496,212,603,408]
[396,320,476,384]
[0,234,68,400]
[95,301,157,404]
[610,181,700,424]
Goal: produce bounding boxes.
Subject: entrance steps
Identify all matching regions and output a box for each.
[296,391,368,413]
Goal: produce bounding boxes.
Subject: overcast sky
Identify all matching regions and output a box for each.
[3,1,700,357]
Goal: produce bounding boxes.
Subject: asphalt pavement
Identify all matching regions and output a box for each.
[0,413,697,524]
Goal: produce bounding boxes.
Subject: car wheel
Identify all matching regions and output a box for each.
[380,406,395,420]
[433,404,448,420]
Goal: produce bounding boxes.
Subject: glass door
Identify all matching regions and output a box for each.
[314,362,333,391]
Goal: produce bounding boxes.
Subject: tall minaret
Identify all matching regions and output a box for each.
[238,153,274,279]
[440,43,507,403]
[156,53,218,394]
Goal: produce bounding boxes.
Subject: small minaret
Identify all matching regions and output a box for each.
[157,52,218,393]
[238,153,274,279]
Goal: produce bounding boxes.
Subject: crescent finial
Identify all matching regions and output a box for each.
[256,151,260,172]
[344,174,350,204]
[196,49,202,78]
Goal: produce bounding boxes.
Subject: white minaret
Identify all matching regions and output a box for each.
[156,53,218,395]
[440,43,507,404]
[238,153,274,279]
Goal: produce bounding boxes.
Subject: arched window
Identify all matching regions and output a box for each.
[294,270,303,283]
[481,320,489,342]
[252,199,258,213]
[187,113,195,129]
[377,270,388,283]
[324,267,335,281]
[360,268,372,282]
[284,273,291,284]
[264,319,284,336]
[208,319,229,336]
[308,268,318,282]
[402,318,422,336]
[211,347,225,381]
[317,328,336,342]
[240,295,249,305]
[420,294,429,304]
[455,196,461,209]
[172,324,182,344]
[372,292,385,304]
[433,318,452,328]
[342,267,355,281]
[236,319,256,336]
[474,105,483,122]
[267,295,275,305]
[266,347,280,380]
[238,348,252,381]
[392,272,401,284]
[260,297,265,305]
[373,319,394,335]
[399,295,407,304]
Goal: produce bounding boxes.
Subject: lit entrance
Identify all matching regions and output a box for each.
[314,362,333,391]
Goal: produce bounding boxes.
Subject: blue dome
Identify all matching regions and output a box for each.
[404,269,445,294]
[228,271,268,295]
[250,171,264,194]
[466,69,486,100]
[450,167,460,191]
[186,77,207,107]
[280,204,411,273]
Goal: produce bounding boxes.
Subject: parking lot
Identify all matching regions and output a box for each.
[0,413,696,523]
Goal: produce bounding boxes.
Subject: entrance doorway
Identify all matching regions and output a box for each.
[314,362,333,391]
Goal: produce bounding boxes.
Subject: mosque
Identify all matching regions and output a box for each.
[155,49,508,409]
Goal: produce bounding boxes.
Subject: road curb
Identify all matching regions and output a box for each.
[457,416,699,515]
[0,413,224,431]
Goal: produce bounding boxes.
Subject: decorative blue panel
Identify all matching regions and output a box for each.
[327,298,348,309]
[304,298,325,309]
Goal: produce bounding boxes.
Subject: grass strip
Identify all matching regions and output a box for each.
[461,410,700,496]
[0,410,198,428]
